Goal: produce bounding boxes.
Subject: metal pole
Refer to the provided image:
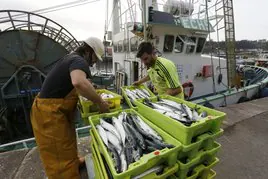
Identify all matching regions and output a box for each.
[142,0,147,41]
[205,0,216,94]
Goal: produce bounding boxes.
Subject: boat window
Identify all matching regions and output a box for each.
[118,40,123,52]
[123,39,129,52]
[184,36,196,54]
[186,45,195,53]
[163,35,174,52]
[196,38,206,53]
[113,42,118,52]
[175,36,184,53]
[130,37,138,51]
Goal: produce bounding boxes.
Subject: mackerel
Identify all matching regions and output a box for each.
[112,117,126,146]
[100,118,121,141]
[96,125,108,147]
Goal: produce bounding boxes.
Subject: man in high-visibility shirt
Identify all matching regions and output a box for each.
[133,42,184,99]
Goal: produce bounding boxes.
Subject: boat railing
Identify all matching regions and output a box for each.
[0,125,92,152]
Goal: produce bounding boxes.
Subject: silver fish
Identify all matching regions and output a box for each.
[107,142,121,173]
[156,101,182,112]
[118,113,124,124]
[160,99,183,110]
[198,111,208,119]
[154,109,188,123]
[126,89,139,99]
[181,104,193,120]
[135,89,148,98]
[141,88,151,97]
[125,123,146,150]
[112,117,126,146]
[100,119,121,141]
[120,150,128,172]
[192,109,199,121]
[106,130,122,154]
[133,115,162,141]
[124,145,134,166]
[100,93,114,99]
[132,145,142,162]
[96,125,108,147]
[122,122,136,147]
[151,102,174,112]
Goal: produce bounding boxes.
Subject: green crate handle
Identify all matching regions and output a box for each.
[141,164,179,179]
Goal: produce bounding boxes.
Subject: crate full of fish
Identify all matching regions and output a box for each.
[91,130,179,179]
[176,142,221,179]
[121,84,155,108]
[78,89,122,114]
[178,129,223,161]
[89,109,182,179]
[134,95,226,145]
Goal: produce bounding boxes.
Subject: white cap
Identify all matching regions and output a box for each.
[84,37,104,61]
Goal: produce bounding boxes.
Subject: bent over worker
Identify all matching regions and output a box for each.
[133,42,184,99]
[30,37,110,179]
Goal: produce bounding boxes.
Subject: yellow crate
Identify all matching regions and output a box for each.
[78,89,122,114]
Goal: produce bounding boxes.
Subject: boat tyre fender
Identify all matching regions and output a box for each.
[182,81,194,100]
[237,96,250,103]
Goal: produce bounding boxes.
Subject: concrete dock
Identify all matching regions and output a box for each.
[1,97,268,179]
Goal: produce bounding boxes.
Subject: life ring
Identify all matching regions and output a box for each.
[182,81,194,100]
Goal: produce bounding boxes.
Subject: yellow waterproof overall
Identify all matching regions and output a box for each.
[30,89,80,179]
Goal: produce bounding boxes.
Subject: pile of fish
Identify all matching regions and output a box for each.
[125,88,151,101]
[80,93,114,101]
[143,98,208,126]
[95,112,174,173]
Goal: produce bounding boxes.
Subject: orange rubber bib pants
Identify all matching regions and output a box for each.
[30,89,80,179]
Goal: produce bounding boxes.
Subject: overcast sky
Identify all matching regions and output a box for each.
[1,0,267,41]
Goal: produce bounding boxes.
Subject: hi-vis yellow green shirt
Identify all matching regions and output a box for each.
[147,57,184,99]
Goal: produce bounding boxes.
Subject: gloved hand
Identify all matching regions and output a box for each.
[99,99,110,113]
[133,81,141,86]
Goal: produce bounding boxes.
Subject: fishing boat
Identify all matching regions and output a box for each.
[109,0,268,107]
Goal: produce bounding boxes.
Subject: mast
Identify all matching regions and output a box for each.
[112,0,120,36]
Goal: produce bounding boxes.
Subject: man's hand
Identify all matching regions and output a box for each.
[133,81,141,86]
[99,99,110,113]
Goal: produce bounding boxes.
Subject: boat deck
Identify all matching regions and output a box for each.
[1,97,268,179]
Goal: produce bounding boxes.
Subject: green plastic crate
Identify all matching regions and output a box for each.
[78,89,122,114]
[92,130,180,179]
[89,109,182,179]
[121,84,155,109]
[80,106,122,125]
[135,95,226,145]
[176,142,221,179]
[178,129,223,161]
[185,158,219,179]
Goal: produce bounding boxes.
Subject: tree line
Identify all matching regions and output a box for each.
[203,40,268,54]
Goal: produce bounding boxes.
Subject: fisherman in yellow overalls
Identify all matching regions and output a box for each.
[30,37,110,179]
[133,42,184,99]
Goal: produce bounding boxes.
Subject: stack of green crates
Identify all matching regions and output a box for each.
[133,95,226,179]
[77,89,122,124]
[88,109,184,179]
